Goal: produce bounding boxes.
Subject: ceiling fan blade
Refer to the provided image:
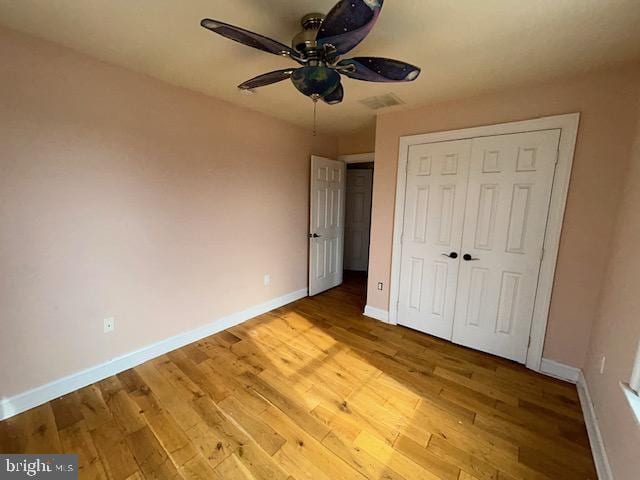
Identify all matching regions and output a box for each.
[316,0,384,55]
[238,69,296,90]
[201,18,295,58]
[323,82,344,105]
[337,57,421,82]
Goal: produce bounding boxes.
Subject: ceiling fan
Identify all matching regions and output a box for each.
[200,0,421,106]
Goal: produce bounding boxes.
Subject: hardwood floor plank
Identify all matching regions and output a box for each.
[518,445,592,480]
[321,430,406,480]
[77,385,112,431]
[245,372,330,442]
[179,454,223,480]
[51,392,84,431]
[89,419,139,480]
[59,420,108,480]
[201,360,270,415]
[260,405,364,480]
[353,430,441,480]
[426,435,498,480]
[433,367,519,406]
[473,414,595,477]
[394,434,461,480]
[229,442,290,480]
[214,452,258,480]
[126,426,182,479]
[98,379,146,436]
[167,350,231,403]
[143,410,198,468]
[518,445,596,480]
[190,395,248,458]
[218,395,286,456]
[0,416,26,453]
[135,363,201,432]
[19,404,61,454]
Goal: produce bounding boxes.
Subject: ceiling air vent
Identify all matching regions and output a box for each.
[359,93,404,110]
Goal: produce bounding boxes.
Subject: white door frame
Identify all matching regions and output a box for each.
[338,152,375,164]
[388,113,580,372]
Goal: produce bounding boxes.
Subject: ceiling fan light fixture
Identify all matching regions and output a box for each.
[291,66,341,99]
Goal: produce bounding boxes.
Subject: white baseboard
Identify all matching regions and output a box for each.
[0,288,308,421]
[540,363,613,479]
[540,358,580,383]
[363,305,389,323]
[577,372,613,480]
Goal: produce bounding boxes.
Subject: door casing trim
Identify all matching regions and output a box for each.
[338,152,375,164]
[388,113,580,371]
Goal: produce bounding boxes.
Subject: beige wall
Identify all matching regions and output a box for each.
[0,27,337,399]
[368,64,640,368]
[338,125,376,155]
[583,120,640,480]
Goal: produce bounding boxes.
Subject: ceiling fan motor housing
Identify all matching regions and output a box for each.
[292,13,325,54]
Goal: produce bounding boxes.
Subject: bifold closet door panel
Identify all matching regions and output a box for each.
[451,129,561,363]
[396,139,472,339]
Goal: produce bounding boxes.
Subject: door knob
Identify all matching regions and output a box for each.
[463,253,479,261]
[441,252,458,259]
[309,233,321,238]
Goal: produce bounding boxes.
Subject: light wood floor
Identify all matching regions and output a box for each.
[0,273,597,479]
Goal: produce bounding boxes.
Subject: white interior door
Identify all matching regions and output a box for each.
[452,130,561,362]
[344,169,373,271]
[309,156,346,296]
[396,140,472,338]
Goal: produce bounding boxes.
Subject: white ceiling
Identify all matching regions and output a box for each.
[1,0,640,135]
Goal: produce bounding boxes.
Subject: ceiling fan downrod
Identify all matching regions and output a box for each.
[292,13,326,63]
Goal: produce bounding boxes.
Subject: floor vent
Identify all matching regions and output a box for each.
[359,93,404,110]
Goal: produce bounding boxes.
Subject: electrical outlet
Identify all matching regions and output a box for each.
[599,356,606,375]
[377,282,384,291]
[104,317,115,333]
[263,274,271,286]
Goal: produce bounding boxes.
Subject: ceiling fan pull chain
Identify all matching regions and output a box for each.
[313,98,318,137]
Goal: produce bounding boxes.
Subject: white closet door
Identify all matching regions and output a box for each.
[452,130,561,363]
[397,139,472,339]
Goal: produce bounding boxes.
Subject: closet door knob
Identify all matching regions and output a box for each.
[463,253,479,261]
[441,252,458,259]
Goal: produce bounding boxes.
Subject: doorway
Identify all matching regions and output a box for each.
[344,161,374,273]
[308,153,374,297]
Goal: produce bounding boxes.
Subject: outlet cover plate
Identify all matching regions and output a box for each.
[104,317,115,333]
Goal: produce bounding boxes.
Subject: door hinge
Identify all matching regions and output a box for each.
[540,247,545,261]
